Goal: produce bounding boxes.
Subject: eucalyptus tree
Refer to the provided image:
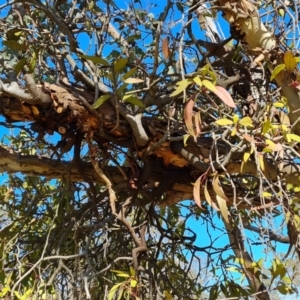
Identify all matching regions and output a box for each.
[0,0,299,299]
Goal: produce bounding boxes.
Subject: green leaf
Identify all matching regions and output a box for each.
[122,95,144,107]
[270,64,286,81]
[28,50,38,73]
[6,28,25,40]
[93,95,111,108]
[215,119,233,126]
[117,83,129,96]
[79,54,110,66]
[114,58,128,73]
[3,40,27,51]
[277,284,290,295]
[122,67,137,80]
[14,58,27,75]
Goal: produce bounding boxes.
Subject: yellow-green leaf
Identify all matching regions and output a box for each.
[202,79,216,92]
[88,1,94,10]
[130,278,138,288]
[262,119,273,135]
[286,133,300,143]
[208,70,217,84]
[263,192,272,197]
[263,139,283,152]
[284,51,296,72]
[93,95,111,108]
[0,286,10,297]
[200,64,210,76]
[170,79,192,97]
[108,282,124,300]
[115,273,130,278]
[270,64,286,81]
[193,76,202,87]
[111,270,129,276]
[278,8,284,17]
[239,116,253,127]
[215,118,233,126]
[233,114,239,124]
[258,154,265,171]
[243,152,250,162]
[231,127,237,136]
[129,266,135,276]
[164,290,173,300]
[183,134,190,147]
[14,291,21,300]
[79,54,110,66]
[273,102,285,108]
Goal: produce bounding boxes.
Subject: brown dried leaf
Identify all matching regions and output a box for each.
[213,86,236,108]
[216,195,230,224]
[204,180,219,211]
[193,176,203,209]
[184,98,195,136]
[162,38,171,59]
[193,111,202,136]
[242,134,255,142]
[212,174,229,202]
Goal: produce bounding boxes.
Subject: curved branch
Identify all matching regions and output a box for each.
[24,74,52,105]
[244,224,290,243]
[0,81,33,102]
